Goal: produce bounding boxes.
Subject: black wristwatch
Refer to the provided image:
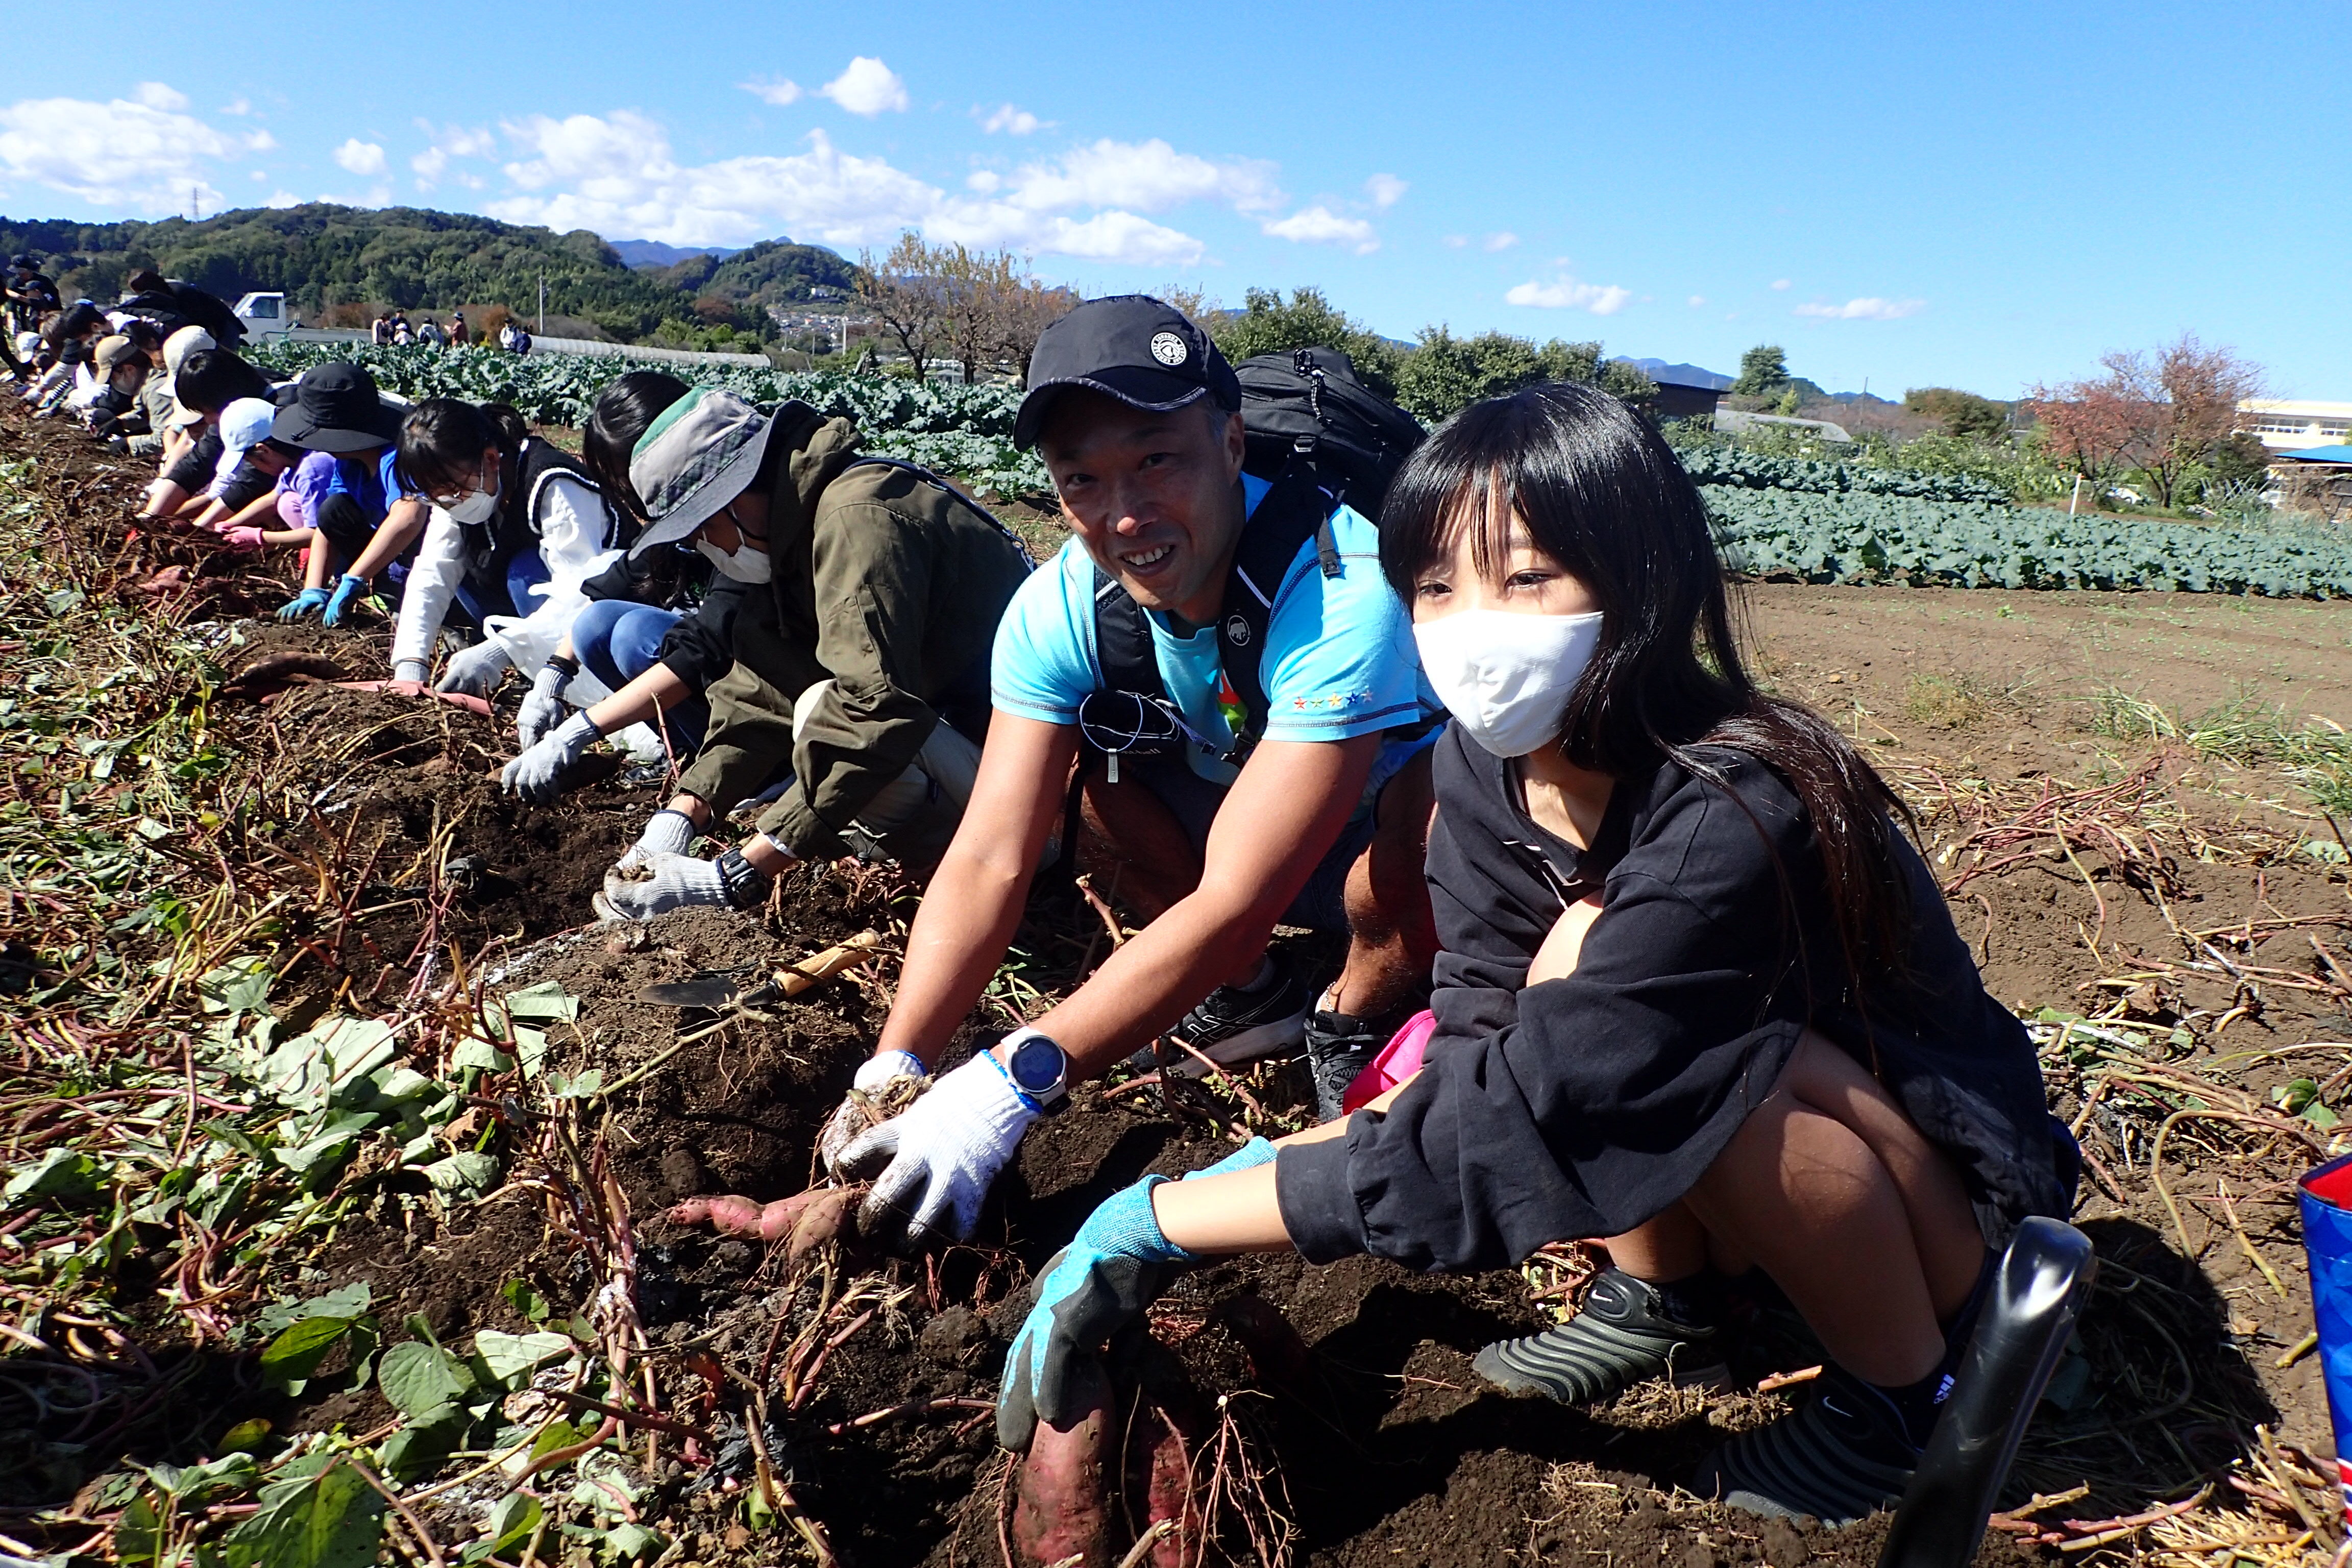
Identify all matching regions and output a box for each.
[714,845,771,910]
[1001,1028,1071,1115]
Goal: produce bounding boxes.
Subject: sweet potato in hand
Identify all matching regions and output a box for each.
[669,1183,870,1255]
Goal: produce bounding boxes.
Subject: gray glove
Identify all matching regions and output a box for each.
[436,639,512,697]
[819,1050,930,1174]
[391,658,431,686]
[615,808,698,875]
[517,664,570,748]
[597,851,727,921]
[500,711,600,803]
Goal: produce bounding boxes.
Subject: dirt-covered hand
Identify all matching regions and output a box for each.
[516,664,570,749]
[596,850,726,920]
[436,639,511,697]
[835,1050,1038,1251]
[996,1175,1195,1452]
[819,1050,929,1174]
[615,808,698,875]
[502,712,601,803]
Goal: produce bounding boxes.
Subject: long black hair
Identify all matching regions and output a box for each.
[396,398,529,497]
[583,371,690,523]
[1379,381,1917,988]
[173,348,270,415]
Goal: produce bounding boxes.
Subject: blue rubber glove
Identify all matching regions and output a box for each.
[997,1174,1196,1452]
[275,586,330,622]
[320,574,366,628]
[1186,1136,1277,1182]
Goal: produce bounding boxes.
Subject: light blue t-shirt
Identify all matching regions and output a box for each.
[991,474,1440,787]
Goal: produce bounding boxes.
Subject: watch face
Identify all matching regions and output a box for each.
[1010,1036,1064,1095]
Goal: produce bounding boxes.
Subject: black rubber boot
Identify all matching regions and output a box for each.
[1473,1267,1731,1406]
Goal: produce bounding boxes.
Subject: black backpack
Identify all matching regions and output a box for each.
[1078,348,1424,773]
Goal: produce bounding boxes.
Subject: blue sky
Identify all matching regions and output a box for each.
[6,2,2340,397]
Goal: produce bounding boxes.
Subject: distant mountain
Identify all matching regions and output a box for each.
[651,239,861,312]
[609,238,747,270]
[1615,357,1732,390]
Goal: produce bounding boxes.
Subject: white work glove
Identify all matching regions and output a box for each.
[819,1050,929,1173]
[436,639,512,697]
[391,658,431,686]
[516,664,570,748]
[597,851,726,921]
[835,1050,1038,1250]
[501,711,601,804]
[615,808,699,877]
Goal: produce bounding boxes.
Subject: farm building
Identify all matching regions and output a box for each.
[2238,397,2352,449]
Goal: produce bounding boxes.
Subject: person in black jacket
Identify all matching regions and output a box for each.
[991,383,2076,1528]
[114,269,244,349]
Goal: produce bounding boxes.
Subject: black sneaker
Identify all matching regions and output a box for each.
[1693,1364,1922,1527]
[1304,1009,1383,1121]
[1146,953,1312,1077]
[1473,1268,1731,1405]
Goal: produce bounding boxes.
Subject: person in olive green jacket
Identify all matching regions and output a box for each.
[582,386,1032,920]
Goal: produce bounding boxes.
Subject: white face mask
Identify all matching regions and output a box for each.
[443,487,497,525]
[696,535,773,584]
[1412,607,1605,758]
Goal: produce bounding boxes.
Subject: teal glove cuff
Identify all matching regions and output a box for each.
[1186,1136,1277,1180]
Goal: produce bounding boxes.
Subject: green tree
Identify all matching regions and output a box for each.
[1903,387,2010,441]
[1393,328,1657,422]
[1730,344,1791,399]
[1209,286,1402,397]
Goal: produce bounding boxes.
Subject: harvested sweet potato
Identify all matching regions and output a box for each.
[1130,1410,1200,1567]
[668,1188,828,1242]
[1012,1379,1114,1567]
[785,1184,862,1267]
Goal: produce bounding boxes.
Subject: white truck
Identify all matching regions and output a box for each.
[232,292,294,340]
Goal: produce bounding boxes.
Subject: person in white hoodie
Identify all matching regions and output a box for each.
[385,398,621,695]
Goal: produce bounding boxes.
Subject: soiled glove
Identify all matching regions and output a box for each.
[835,1050,1037,1251]
[516,664,570,749]
[220,525,266,551]
[321,574,368,628]
[276,586,329,622]
[992,1138,1272,1452]
[502,711,601,803]
[436,639,511,697]
[597,850,726,921]
[996,1174,1195,1452]
[819,1050,929,1174]
[615,808,698,875]
[391,659,431,687]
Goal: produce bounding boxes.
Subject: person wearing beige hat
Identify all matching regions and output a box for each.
[80,336,151,445]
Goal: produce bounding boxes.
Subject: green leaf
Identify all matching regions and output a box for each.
[421,1150,500,1198]
[502,980,578,1022]
[501,1279,550,1324]
[526,1419,585,1462]
[376,1341,473,1417]
[5,1145,101,1202]
[260,1315,358,1393]
[473,1330,575,1387]
[224,1461,388,1568]
[450,1036,514,1073]
[2309,1102,2342,1131]
[376,1403,466,1481]
[601,1524,665,1562]
[217,1417,274,1454]
[481,1493,542,1554]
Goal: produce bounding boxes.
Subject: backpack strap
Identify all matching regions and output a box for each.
[1214,461,1340,761]
[842,454,1034,560]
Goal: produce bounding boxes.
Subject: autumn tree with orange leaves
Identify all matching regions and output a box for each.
[2028,335,2266,508]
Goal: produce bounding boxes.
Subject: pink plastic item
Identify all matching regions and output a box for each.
[1341,1009,1436,1113]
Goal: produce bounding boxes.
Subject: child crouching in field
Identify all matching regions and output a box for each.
[993,382,2078,1525]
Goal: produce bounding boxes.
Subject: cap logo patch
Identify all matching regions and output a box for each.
[1149,331,1189,367]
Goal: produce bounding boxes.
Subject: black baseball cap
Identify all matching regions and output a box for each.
[272,361,404,452]
[1014,294,1240,450]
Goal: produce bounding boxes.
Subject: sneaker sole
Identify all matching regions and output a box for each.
[1163,1009,1309,1076]
[1471,1341,1733,1404]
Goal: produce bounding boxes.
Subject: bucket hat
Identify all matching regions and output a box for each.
[271,361,404,452]
[626,387,775,556]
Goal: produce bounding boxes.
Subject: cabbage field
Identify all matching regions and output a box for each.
[243,342,2352,598]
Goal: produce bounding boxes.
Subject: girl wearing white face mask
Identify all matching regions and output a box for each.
[989,383,2075,1529]
[387,398,623,697]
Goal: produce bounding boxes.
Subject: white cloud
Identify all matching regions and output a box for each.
[243,129,277,152]
[819,57,908,117]
[222,96,251,116]
[410,121,495,188]
[1482,231,1518,251]
[740,77,802,106]
[1364,172,1407,209]
[266,189,302,208]
[999,138,1281,214]
[1262,204,1378,254]
[0,90,241,211]
[1794,296,1924,321]
[1770,278,1791,290]
[1687,295,1706,307]
[250,170,265,181]
[334,138,387,177]
[413,147,448,182]
[133,82,189,112]
[978,103,1044,135]
[967,168,1001,192]
[1504,274,1634,315]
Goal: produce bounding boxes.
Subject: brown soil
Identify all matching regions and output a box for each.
[15,409,2352,1567]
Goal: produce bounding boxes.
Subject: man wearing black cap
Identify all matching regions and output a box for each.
[818,296,1442,1250]
[271,361,425,624]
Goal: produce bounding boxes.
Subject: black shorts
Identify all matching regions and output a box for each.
[164,428,222,494]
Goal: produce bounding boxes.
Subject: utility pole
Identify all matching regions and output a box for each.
[537,271,546,336]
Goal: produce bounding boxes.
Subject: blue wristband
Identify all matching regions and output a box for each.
[978,1045,1044,1115]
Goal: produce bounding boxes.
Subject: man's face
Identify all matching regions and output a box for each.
[1039,391,1246,625]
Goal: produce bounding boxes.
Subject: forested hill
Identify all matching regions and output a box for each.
[0,204,859,344]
